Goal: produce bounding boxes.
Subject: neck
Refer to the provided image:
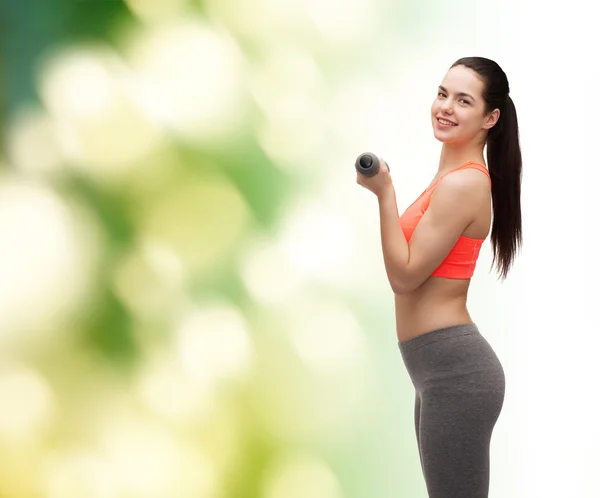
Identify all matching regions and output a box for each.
[437,140,486,174]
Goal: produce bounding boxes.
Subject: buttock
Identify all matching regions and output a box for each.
[397,323,505,394]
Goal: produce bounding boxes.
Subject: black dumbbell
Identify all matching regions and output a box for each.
[355,152,389,177]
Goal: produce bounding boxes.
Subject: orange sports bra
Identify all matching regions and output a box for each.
[399,161,491,279]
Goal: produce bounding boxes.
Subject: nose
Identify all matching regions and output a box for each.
[441,100,454,114]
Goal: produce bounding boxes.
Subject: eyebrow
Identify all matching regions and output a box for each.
[438,85,475,101]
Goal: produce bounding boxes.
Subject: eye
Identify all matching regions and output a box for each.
[459,98,470,105]
[437,91,446,98]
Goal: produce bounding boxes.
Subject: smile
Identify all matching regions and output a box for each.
[437,118,457,126]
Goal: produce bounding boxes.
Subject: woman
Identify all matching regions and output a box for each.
[356,57,522,497]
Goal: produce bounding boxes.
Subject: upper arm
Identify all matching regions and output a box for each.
[395,169,489,293]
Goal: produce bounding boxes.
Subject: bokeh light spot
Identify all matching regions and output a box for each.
[176,302,254,389]
[262,452,344,498]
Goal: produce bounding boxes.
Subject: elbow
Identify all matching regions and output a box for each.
[392,275,424,295]
[391,279,412,295]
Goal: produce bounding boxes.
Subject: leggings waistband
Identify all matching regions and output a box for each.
[398,323,481,353]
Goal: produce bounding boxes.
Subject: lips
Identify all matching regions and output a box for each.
[437,117,457,126]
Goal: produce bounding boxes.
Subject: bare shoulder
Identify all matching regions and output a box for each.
[445,166,491,187]
[433,168,491,206]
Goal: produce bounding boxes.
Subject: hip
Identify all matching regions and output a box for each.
[397,323,505,393]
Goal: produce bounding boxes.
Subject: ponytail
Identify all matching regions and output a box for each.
[486,95,523,280]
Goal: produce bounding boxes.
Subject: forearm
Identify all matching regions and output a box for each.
[377,186,410,293]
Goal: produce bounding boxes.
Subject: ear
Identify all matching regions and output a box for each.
[483,108,500,130]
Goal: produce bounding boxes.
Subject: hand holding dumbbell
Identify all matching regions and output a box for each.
[355,152,393,197]
[355,152,390,177]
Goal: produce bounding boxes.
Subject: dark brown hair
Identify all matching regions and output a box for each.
[451,57,522,280]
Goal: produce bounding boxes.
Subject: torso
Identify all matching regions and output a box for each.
[395,168,493,343]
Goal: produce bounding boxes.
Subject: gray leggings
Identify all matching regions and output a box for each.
[398,323,505,498]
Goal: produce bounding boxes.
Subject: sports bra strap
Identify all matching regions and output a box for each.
[427,161,490,192]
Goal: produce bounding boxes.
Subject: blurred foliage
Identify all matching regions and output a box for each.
[0,0,426,496]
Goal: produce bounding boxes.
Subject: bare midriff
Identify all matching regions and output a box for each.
[395,277,473,342]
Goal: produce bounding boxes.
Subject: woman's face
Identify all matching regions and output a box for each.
[431,65,499,145]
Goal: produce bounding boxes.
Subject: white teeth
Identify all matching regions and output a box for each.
[438,119,456,126]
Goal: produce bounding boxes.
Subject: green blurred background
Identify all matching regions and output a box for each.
[0,0,519,497]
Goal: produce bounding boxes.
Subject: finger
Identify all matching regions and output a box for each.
[381,158,390,172]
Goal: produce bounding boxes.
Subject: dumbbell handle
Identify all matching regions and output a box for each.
[355,152,389,177]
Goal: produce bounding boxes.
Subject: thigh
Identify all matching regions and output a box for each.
[414,391,423,469]
[414,390,421,439]
[418,384,503,498]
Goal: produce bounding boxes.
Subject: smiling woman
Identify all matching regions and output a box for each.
[356,56,522,498]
